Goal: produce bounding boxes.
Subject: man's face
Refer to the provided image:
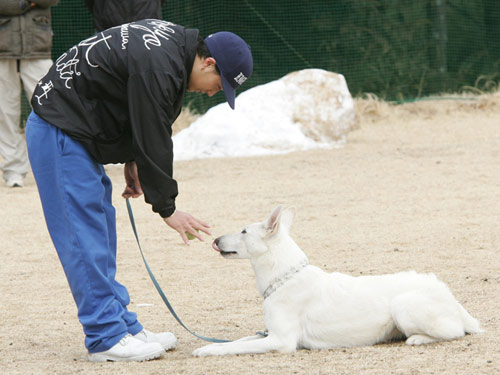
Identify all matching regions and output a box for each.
[188,57,223,97]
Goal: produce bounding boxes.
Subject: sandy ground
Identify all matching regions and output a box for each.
[1,93,499,374]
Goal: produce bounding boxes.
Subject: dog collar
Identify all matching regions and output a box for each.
[262,259,309,299]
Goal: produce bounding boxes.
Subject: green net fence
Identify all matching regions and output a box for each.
[24,0,500,117]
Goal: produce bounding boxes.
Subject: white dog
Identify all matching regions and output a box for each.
[193,206,482,357]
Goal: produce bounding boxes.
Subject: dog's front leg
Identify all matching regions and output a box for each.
[192,334,295,357]
[233,334,266,342]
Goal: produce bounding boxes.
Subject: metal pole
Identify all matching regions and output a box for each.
[436,0,448,73]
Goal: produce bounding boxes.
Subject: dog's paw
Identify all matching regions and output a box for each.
[406,334,438,346]
[192,343,224,357]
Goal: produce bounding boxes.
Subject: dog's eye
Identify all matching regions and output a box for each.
[241,229,247,234]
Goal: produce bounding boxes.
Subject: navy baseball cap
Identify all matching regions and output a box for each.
[205,32,253,109]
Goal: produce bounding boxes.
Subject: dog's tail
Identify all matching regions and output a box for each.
[459,304,484,334]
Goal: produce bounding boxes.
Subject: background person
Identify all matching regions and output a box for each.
[0,0,58,188]
[84,0,166,31]
[26,19,252,362]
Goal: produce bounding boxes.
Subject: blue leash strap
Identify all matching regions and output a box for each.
[125,198,230,343]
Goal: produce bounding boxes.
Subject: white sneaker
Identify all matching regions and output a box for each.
[134,329,177,351]
[88,334,164,362]
[6,175,23,188]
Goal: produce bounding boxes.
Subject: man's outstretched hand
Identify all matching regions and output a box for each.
[122,161,211,244]
[164,211,212,245]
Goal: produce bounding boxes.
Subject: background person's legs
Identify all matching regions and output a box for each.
[19,59,53,101]
[0,60,28,187]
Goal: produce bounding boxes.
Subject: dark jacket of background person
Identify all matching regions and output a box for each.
[84,0,166,31]
[0,0,58,59]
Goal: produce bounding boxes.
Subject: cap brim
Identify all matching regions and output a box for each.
[220,73,236,109]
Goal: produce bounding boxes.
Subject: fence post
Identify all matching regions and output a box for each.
[435,0,448,74]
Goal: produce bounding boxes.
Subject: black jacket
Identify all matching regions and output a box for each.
[84,0,166,31]
[32,19,198,218]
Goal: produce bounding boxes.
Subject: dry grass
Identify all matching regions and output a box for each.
[354,88,500,126]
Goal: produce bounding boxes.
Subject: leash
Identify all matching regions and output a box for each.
[125,198,230,343]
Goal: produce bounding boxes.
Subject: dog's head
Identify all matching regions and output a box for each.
[212,206,294,259]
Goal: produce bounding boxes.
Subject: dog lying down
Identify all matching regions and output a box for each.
[193,206,482,357]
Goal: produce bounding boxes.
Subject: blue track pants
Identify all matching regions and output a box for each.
[26,112,143,353]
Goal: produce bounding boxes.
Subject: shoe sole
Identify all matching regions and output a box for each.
[88,349,164,362]
[163,338,177,351]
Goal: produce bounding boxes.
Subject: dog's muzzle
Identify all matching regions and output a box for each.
[212,238,237,256]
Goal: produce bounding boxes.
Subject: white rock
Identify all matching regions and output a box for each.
[173,69,357,160]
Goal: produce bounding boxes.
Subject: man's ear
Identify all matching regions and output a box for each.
[203,57,217,69]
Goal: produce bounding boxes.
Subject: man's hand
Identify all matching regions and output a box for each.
[122,161,143,198]
[121,161,210,244]
[164,211,212,245]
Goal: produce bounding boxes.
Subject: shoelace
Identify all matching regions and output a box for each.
[119,334,133,346]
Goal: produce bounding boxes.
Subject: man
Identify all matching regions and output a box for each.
[26,19,252,362]
[0,0,58,187]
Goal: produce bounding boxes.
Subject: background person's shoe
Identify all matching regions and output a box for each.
[88,334,164,362]
[134,329,177,350]
[6,175,24,188]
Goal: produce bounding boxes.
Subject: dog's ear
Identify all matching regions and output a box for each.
[280,207,295,232]
[265,205,282,235]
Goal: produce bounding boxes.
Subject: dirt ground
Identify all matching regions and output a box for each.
[1,93,499,374]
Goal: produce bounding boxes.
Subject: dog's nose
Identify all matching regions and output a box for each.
[212,238,222,252]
